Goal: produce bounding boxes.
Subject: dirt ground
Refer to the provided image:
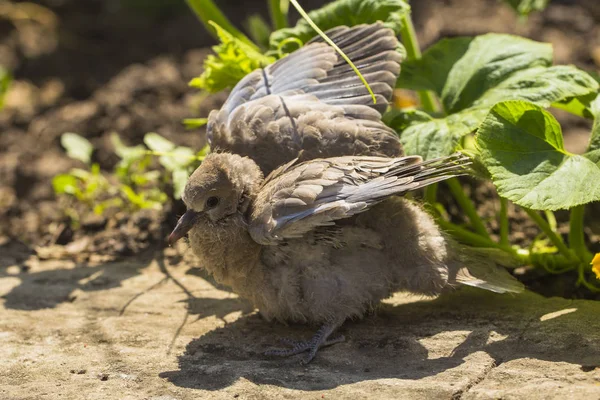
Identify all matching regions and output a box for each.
[1,0,600,398]
[2,256,600,399]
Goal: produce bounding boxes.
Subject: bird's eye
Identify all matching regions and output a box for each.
[205,196,220,209]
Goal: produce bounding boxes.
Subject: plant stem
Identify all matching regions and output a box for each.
[523,208,575,261]
[436,218,498,249]
[438,212,581,273]
[569,205,592,263]
[577,262,600,292]
[398,12,438,113]
[185,0,255,47]
[544,210,558,232]
[499,197,509,247]
[446,178,490,239]
[424,183,438,205]
[269,0,289,30]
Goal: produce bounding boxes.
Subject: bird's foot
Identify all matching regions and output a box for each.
[264,324,345,364]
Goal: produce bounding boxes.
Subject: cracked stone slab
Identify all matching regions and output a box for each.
[1,258,600,399]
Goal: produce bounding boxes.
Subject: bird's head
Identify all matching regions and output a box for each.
[168,152,262,245]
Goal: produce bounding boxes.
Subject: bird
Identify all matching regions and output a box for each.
[169,152,523,364]
[206,22,405,175]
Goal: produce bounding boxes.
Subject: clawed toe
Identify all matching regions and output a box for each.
[264,324,345,363]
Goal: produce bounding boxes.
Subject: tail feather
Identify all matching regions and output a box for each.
[451,247,525,294]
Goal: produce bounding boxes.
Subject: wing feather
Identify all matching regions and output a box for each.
[208,23,405,174]
[249,154,471,245]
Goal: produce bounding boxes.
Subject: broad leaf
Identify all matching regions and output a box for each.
[391,108,488,160]
[269,0,410,51]
[477,100,600,210]
[61,133,93,164]
[584,95,600,164]
[395,34,599,159]
[475,66,598,110]
[190,21,275,93]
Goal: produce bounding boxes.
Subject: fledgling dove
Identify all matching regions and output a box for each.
[207,22,404,174]
[169,152,523,363]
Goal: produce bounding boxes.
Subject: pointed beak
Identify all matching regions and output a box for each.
[168,210,200,246]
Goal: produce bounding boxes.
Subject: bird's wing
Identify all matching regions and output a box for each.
[207,23,404,173]
[249,153,471,245]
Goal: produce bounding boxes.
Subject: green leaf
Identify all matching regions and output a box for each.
[0,66,12,110]
[160,147,196,171]
[584,95,600,164]
[143,133,197,171]
[245,14,272,49]
[196,145,210,160]
[143,132,175,153]
[60,133,94,164]
[502,0,549,16]
[397,37,474,95]
[477,100,600,210]
[269,0,410,51]
[395,34,599,159]
[396,108,488,160]
[183,118,208,129]
[110,132,146,162]
[475,66,599,110]
[185,0,255,47]
[52,174,80,196]
[190,21,275,93]
[172,169,190,200]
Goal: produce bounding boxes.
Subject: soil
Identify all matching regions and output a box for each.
[1,0,600,296]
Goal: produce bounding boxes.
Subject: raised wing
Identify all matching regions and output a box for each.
[249,153,471,245]
[207,23,404,174]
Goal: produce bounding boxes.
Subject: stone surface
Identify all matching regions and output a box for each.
[1,257,600,399]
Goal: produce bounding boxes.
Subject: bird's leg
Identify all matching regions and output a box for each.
[265,322,345,364]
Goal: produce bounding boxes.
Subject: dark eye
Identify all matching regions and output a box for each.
[205,196,220,209]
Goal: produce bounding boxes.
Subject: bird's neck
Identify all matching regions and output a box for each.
[188,215,265,296]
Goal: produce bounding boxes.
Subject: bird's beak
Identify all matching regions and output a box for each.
[168,210,200,246]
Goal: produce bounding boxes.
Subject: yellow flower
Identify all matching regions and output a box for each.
[592,253,600,280]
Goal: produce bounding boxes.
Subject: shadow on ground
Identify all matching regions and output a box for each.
[160,288,600,391]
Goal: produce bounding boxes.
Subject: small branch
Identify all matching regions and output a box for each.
[269,0,289,30]
[499,197,509,247]
[398,12,439,113]
[446,178,491,240]
[523,208,575,261]
[569,205,592,263]
[544,210,558,233]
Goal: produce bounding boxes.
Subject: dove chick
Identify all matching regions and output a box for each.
[170,153,523,363]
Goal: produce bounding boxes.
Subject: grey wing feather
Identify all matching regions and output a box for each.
[249,153,471,245]
[207,23,404,174]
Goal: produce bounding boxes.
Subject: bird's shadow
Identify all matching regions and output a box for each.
[160,288,600,391]
[0,248,154,311]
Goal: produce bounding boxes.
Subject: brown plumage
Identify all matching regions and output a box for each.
[169,153,523,363]
[207,23,404,175]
